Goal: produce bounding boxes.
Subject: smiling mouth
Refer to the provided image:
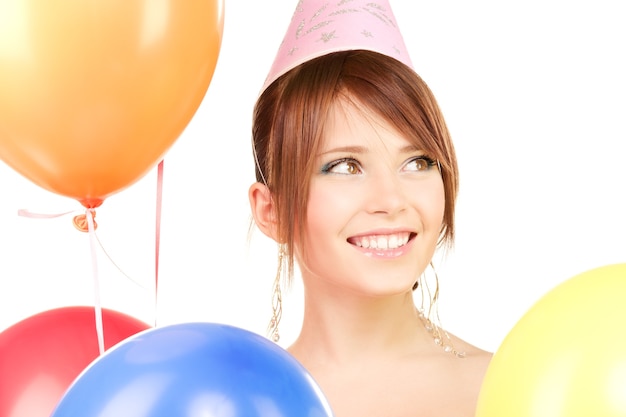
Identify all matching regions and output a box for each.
[347,232,415,250]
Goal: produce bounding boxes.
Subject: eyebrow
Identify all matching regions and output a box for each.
[319,144,422,156]
[318,145,366,156]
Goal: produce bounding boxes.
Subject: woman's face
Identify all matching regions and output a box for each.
[297,99,445,298]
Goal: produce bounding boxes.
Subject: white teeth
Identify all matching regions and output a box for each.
[353,232,410,250]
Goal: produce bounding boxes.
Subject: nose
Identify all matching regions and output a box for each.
[365,168,408,216]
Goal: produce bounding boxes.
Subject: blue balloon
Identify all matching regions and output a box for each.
[51,322,334,417]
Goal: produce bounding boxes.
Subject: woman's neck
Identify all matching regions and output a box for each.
[287,287,436,369]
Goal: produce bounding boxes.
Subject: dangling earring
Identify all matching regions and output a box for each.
[416,261,466,358]
[267,244,285,342]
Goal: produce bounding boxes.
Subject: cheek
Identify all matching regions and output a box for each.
[303,181,361,244]
[436,182,446,221]
[305,183,342,233]
[307,181,356,221]
[299,185,338,268]
[417,179,446,228]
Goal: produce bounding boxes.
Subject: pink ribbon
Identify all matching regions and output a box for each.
[17,160,165,354]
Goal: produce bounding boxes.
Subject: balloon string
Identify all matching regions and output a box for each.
[18,208,147,288]
[155,160,164,328]
[17,208,76,219]
[94,233,148,290]
[85,209,105,355]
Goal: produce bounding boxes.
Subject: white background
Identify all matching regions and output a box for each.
[1,0,624,353]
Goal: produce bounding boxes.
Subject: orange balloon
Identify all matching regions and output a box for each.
[0,1,224,208]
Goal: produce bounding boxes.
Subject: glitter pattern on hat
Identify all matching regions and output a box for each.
[262,0,413,91]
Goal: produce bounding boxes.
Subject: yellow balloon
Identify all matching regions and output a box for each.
[476,263,626,417]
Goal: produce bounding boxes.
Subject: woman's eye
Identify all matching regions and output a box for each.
[404,156,436,172]
[321,158,362,175]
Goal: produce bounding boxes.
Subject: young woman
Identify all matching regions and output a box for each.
[249,2,491,415]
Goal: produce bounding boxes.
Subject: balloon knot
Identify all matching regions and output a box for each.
[73,210,97,232]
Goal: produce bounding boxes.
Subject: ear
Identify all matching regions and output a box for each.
[248,182,279,242]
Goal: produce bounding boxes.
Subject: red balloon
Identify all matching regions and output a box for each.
[0,306,150,417]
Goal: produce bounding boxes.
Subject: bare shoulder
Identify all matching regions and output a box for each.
[458,347,493,392]
[450,334,493,377]
[448,337,493,409]
[391,342,493,417]
[461,343,493,370]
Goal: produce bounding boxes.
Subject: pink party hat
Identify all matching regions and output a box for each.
[262,0,413,91]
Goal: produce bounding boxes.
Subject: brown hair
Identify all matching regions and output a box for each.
[252,50,459,280]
